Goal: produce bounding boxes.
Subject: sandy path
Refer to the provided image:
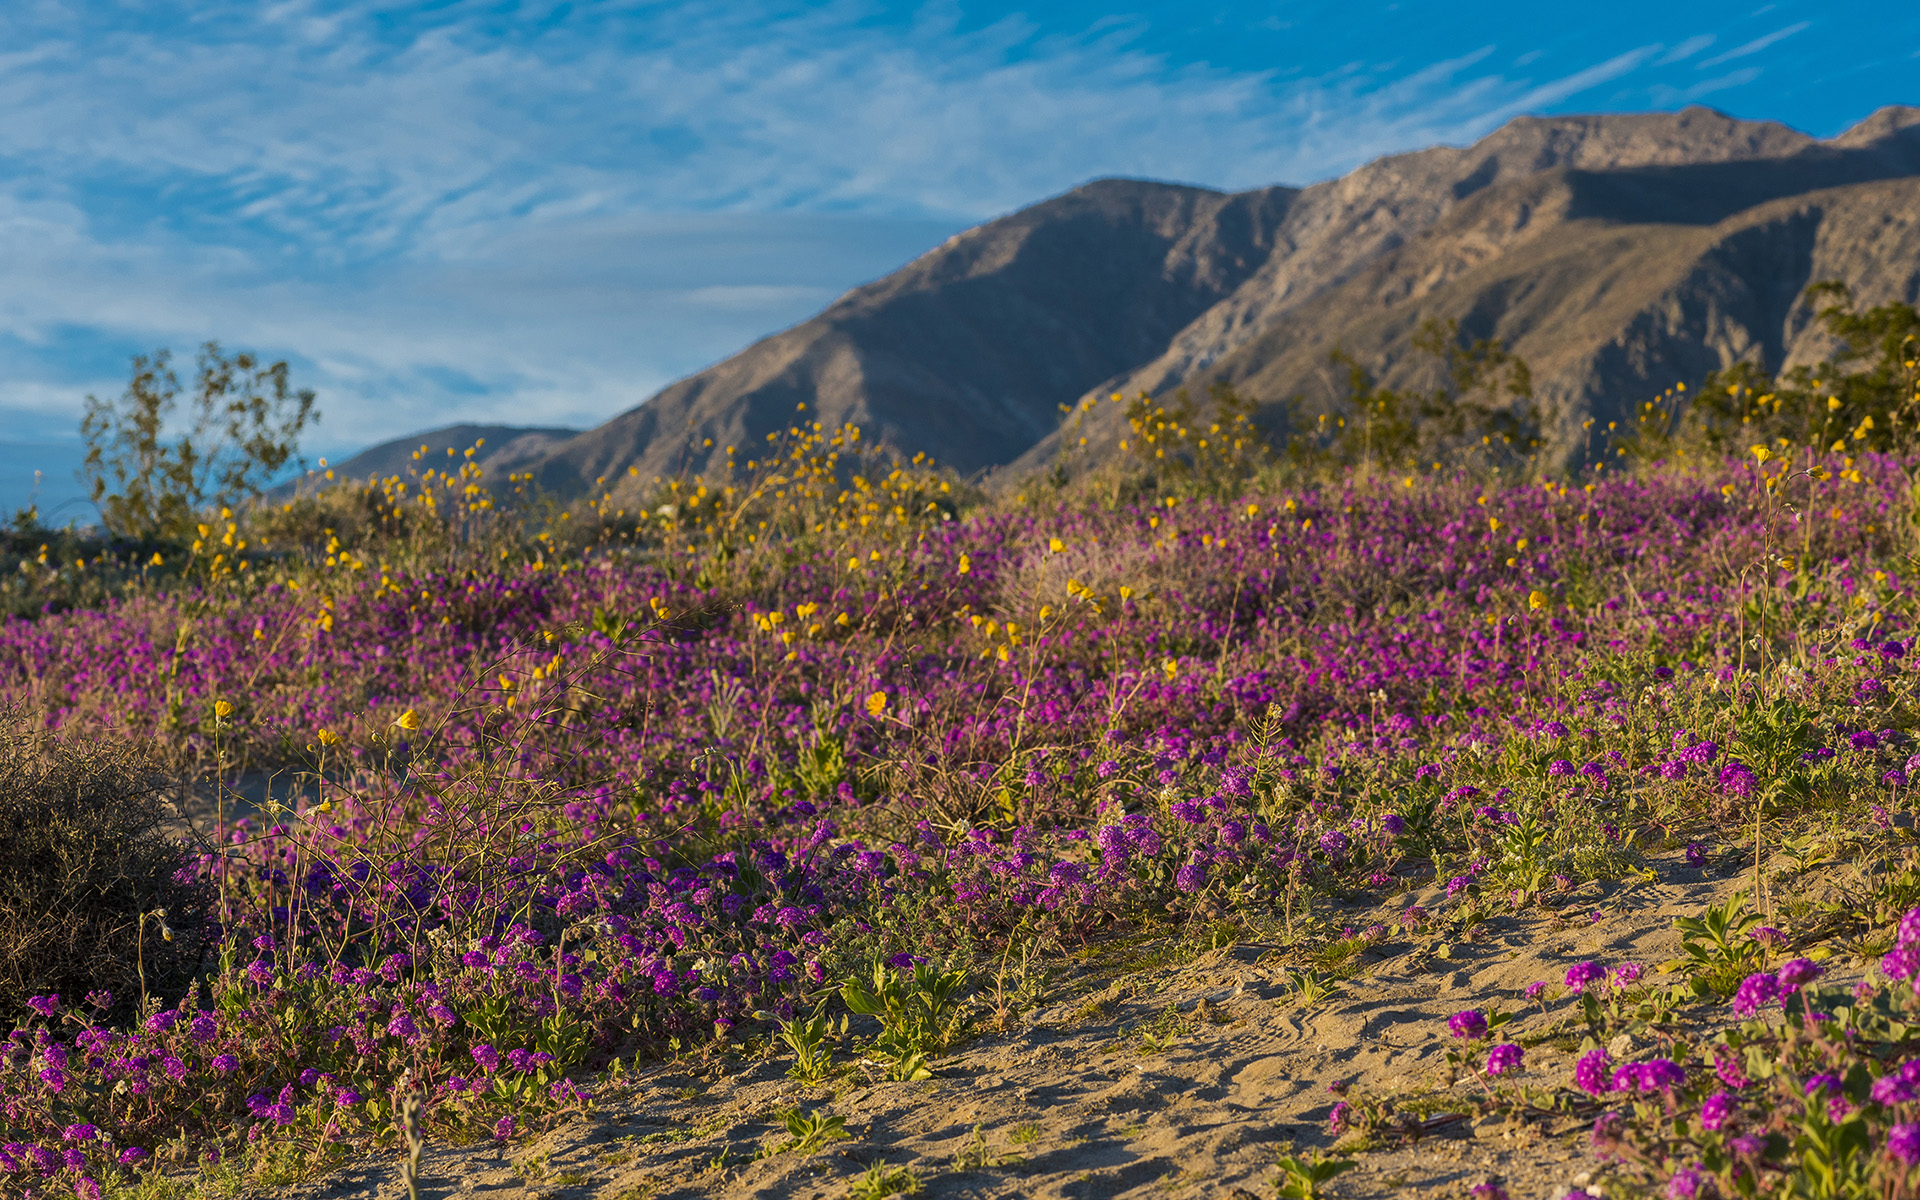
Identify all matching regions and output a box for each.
[282,852,1763,1200]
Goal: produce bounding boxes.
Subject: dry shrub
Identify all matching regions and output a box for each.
[0,715,212,1020]
[992,532,1194,622]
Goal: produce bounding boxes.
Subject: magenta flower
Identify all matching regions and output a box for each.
[1564,961,1606,994]
[1892,1124,1920,1165]
[1485,1044,1524,1076]
[1717,760,1758,799]
[1699,1091,1735,1132]
[1666,1164,1708,1200]
[1448,1010,1488,1039]
[1573,1049,1611,1096]
[1713,1044,1749,1089]
[1611,1059,1685,1094]
[1731,971,1785,1017]
[1776,958,1823,988]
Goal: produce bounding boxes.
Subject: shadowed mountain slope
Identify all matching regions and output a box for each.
[523,181,1296,494]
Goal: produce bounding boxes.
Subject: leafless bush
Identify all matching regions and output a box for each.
[0,714,212,1020]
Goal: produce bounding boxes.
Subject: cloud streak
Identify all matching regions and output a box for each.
[0,0,1890,516]
[1697,21,1811,68]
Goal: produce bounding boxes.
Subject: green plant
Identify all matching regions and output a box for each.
[950,1124,1023,1169]
[1674,892,1764,996]
[1284,969,1342,1009]
[988,931,1055,1030]
[1287,317,1537,475]
[395,1086,425,1200]
[848,1161,922,1198]
[841,959,968,1081]
[1627,284,1920,462]
[1133,1004,1194,1054]
[1496,808,1553,895]
[511,1150,549,1180]
[1273,1151,1357,1200]
[779,1005,841,1084]
[81,341,318,539]
[1114,380,1272,495]
[754,1108,849,1160]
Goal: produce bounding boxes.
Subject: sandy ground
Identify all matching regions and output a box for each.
[266,850,1777,1200]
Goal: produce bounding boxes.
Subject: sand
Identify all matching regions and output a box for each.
[278,851,1767,1200]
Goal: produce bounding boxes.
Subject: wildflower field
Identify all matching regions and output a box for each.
[10,412,1920,1199]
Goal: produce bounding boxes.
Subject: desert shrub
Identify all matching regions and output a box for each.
[1284,316,1539,476]
[1111,380,1273,496]
[1622,282,1920,464]
[81,341,319,540]
[0,716,212,1020]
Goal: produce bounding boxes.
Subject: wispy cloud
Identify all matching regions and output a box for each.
[1655,34,1717,65]
[1697,21,1810,67]
[0,0,1856,513]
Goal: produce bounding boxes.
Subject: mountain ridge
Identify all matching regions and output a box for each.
[368,103,1920,497]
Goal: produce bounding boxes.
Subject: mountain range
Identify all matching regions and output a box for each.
[329,104,1920,496]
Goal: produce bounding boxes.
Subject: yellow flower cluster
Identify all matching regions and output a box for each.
[633,406,956,574]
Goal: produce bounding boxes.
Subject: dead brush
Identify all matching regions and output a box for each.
[991,529,1182,622]
[0,710,212,1021]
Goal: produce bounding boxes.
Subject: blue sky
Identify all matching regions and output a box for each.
[1,0,1915,520]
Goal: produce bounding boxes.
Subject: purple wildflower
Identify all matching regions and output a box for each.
[1699,1091,1735,1132]
[1892,1124,1920,1165]
[1777,958,1823,988]
[1574,1049,1611,1096]
[1485,1044,1524,1076]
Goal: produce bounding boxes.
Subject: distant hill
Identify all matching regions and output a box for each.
[354,104,1920,496]
[281,424,579,495]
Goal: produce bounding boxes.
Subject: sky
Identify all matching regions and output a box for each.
[1,0,1915,521]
